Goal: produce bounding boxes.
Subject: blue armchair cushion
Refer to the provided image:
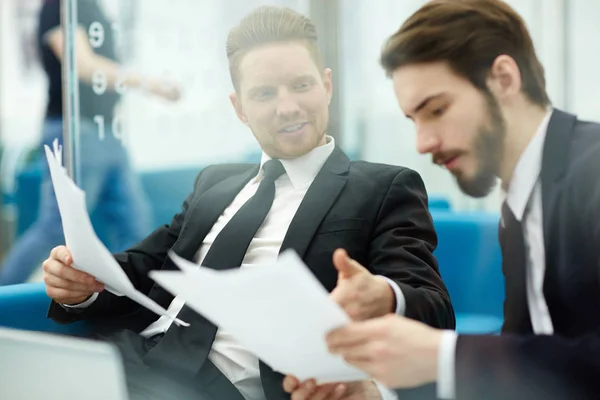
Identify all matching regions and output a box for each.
[0,283,87,335]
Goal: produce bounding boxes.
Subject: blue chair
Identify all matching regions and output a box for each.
[0,282,87,335]
[139,167,201,229]
[14,165,42,237]
[431,210,505,334]
[428,195,452,210]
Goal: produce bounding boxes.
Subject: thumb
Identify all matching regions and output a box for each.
[333,248,365,280]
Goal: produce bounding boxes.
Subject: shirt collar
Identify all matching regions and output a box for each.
[505,109,553,221]
[257,136,335,189]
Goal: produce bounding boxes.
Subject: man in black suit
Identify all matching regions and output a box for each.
[285,0,600,399]
[41,6,454,400]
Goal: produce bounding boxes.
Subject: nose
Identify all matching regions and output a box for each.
[275,89,301,119]
[415,125,441,155]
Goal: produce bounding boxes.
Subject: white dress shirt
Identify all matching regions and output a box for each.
[67,136,405,400]
[436,110,554,399]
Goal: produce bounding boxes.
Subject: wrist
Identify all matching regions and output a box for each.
[425,329,444,384]
[62,293,93,306]
[374,276,396,314]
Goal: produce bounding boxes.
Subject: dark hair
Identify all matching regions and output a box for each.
[226,6,323,91]
[381,0,550,107]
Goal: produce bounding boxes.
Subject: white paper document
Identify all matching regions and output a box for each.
[149,250,369,383]
[44,141,187,327]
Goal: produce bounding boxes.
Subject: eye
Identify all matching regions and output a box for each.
[293,82,311,91]
[432,105,447,117]
[255,88,276,101]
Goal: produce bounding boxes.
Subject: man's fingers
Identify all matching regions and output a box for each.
[43,273,102,293]
[333,248,358,279]
[331,384,347,399]
[291,379,317,400]
[283,376,300,393]
[338,341,383,363]
[43,258,96,286]
[306,383,344,400]
[327,322,379,352]
[50,245,72,266]
[329,286,351,308]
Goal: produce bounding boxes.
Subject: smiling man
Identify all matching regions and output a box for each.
[41,6,454,400]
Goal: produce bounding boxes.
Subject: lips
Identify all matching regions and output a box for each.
[444,155,460,170]
[278,122,308,134]
[433,153,462,170]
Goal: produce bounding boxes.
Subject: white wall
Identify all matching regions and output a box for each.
[339,0,571,211]
[0,0,46,149]
[567,0,600,122]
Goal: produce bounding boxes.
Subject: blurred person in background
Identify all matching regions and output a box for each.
[288,0,600,399]
[41,5,454,400]
[0,0,180,285]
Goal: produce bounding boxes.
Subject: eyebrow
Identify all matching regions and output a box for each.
[405,93,445,119]
[247,74,317,96]
[292,74,317,83]
[247,85,273,98]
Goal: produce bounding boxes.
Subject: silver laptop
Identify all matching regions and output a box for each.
[0,327,128,400]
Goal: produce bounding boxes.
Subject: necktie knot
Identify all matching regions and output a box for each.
[262,159,285,182]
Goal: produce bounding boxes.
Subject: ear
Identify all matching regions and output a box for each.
[229,92,249,126]
[322,68,333,105]
[486,55,522,102]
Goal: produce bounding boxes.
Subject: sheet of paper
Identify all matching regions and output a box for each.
[44,141,187,327]
[149,250,368,383]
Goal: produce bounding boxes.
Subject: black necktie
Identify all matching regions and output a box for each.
[499,201,532,333]
[143,159,286,375]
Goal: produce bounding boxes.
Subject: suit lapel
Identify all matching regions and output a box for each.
[148,166,257,309]
[280,147,350,261]
[540,108,577,314]
[170,166,258,263]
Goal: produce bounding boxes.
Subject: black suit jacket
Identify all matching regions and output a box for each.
[48,147,454,399]
[400,109,600,400]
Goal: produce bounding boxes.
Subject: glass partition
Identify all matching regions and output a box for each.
[61,0,310,246]
[0,0,593,287]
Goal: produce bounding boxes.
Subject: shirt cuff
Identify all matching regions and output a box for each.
[375,381,398,399]
[437,330,458,399]
[379,276,406,315]
[61,292,99,309]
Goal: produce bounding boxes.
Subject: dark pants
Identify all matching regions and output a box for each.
[97,330,245,400]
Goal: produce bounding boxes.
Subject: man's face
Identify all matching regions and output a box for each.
[230,42,332,159]
[392,62,506,198]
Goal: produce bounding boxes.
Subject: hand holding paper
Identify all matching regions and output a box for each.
[149,250,368,383]
[44,140,187,326]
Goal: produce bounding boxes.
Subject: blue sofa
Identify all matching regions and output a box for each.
[432,210,504,333]
[0,211,504,336]
[0,283,87,335]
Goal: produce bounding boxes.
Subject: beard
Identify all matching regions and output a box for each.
[455,93,506,198]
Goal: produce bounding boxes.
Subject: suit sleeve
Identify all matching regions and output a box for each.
[453,331,600,399]
[48,171,204,323]
[368,168,455,330]
[574,140,600,267]
[450,141,600,400]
